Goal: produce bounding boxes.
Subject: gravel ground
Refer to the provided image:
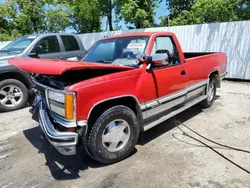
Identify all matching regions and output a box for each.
[1,80,250,188]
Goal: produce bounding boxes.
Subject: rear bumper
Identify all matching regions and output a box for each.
[30,98,78,155]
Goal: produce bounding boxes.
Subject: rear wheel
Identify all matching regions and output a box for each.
[200,78,216,108]
[0,79,28,112]
[87,105,140,164]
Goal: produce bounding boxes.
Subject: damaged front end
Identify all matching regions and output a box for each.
[30,97,79,155]
[9,58,133,155]
[29,78,86,156]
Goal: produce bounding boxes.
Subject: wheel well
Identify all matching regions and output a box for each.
[209,71,220,88]
[87,97,143,132]
[0,72,31,89]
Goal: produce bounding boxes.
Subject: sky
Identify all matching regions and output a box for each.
[155,0,169,24]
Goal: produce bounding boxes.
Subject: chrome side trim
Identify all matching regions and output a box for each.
[142,96,186,119]
[186,86,206,101]
[220,72,228,80]
[187,80,208,92]
[159,90,186,104]
[140,104,147,111]
[140,80,208,111]
[143,95,207,131]
[87,95,141,120]
[77,120,87,127]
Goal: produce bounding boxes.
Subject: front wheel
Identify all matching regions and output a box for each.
[200,78,216,108]
[87,105,140,164]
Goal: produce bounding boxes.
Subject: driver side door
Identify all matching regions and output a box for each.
[141,35,189,120]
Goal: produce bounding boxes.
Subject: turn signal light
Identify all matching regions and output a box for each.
[65,94,74,120]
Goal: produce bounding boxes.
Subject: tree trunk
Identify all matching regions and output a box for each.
[108,0,113,31]
[136,21,141,29]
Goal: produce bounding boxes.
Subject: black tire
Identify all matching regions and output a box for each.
[0,79,28,112]
[87,105,140,164]
[200,78,216,108]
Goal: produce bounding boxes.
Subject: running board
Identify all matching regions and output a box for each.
[143,95,207,131]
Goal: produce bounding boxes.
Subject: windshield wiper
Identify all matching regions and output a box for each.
[95,60,113,63]
[0,49,10,54]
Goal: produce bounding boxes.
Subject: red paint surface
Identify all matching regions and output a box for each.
[10,32,227,121]
[9,58,133,75]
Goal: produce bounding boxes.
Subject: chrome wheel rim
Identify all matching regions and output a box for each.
[207,83,215,101]
[102,119,131,152]
[0,85,23,107]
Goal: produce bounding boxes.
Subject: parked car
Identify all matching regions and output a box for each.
[10,32,227,164]
[0,33,85,112]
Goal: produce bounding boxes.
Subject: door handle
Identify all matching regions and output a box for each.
[180,70,186,75]
[56,57,63,60]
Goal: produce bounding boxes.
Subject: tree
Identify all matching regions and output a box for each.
[116,0,161,29]
[71,0,102,33]
[0,4,8,34]
[2,0,46,36]
[44,2,73,32]
[98,0,117,31]
[0,4,13,41]
[5,0,46,34]
[166,0,196,14]
[168,0,248,26]
[236,0,250,20]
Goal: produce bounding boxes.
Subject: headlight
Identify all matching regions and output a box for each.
[47,89,75,120]
[48,90,64,103]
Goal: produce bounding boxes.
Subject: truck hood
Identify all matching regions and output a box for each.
[9,58,134,75]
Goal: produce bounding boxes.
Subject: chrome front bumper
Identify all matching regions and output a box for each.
[30,99,78,155]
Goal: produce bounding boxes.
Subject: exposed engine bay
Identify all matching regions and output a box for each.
[31,68,125,89]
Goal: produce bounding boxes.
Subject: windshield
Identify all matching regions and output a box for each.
[82,36,149,67]
[2,36,36,53]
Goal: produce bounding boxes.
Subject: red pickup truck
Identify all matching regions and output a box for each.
[10,32,227,164]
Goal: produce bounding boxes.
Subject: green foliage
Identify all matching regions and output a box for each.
[44,1,73,32]
[71,0,102,33]
[116,0,160,28]
[5,0,47,34]
[0,0,102,40]
[164,0,250,26]
[166,0,196,14]
[191,0,239,23]
[1,0,249,41]
[236,0,250,20]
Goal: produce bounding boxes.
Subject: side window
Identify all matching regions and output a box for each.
[61,35,80,51]
[151,36,180,67]
[32,36,60,54]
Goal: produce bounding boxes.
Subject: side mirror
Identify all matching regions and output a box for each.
[148,53,169,69]
[137,53,169,70]
[28,45,43,56]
